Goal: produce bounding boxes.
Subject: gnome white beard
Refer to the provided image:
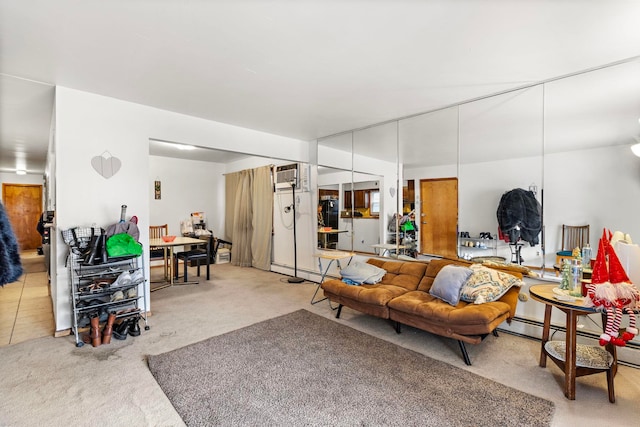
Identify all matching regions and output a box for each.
[588,282,618,308]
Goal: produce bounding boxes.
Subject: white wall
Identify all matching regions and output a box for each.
[0,172,43,189]
[544,144,640,265]
[149,156,225,237]
[53,86,308,332]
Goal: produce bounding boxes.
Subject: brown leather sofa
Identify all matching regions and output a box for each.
[321,257,522,365]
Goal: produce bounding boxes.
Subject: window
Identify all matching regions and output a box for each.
[370,191,380,214]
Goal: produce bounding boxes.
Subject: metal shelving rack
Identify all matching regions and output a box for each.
[458,235,498,260]
[69,253,149,347]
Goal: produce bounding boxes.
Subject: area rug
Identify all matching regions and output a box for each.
[148,309,554,426]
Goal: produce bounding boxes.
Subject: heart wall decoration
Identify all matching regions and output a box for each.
[91,151,122,179]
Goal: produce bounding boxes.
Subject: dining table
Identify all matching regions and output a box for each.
[149,236,207,291]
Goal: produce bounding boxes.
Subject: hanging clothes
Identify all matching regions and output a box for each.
[496,188,542,246]
[0,201,23,286]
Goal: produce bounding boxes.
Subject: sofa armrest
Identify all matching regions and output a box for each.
[500,286,520,320]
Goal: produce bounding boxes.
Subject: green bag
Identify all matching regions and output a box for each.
[400,221,415,232]
[106,232,142,258]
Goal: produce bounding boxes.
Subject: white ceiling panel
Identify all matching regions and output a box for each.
[1,0,640,173]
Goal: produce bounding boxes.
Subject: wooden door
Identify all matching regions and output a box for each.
[419,178,458,258]
[2,184,43,251]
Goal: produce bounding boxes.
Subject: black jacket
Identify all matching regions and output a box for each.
[496,189,542,246]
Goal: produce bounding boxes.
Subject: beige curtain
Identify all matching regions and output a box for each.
[225,166,273,270]
[232,170,253,267]
[251,165,273,270]
[224,173,240,241]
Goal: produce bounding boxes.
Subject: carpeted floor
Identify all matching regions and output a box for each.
[148,309,555,426]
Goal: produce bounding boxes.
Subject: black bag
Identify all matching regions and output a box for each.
[61,227,103,255]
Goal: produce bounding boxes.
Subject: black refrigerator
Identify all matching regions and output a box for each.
[320,199,339,248]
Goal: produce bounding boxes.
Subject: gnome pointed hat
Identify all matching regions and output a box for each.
[591,228,631,285]
[607,237,631,285]
[591,230,609,285]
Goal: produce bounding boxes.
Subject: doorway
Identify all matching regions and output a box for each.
[1,183,52,345]
[419,178,458,258]
[2,184,43,250]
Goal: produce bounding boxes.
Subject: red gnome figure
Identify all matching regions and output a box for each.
[586,229,640,346]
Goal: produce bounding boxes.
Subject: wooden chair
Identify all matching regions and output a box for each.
[149,224,169,278]
[555,224,590,275]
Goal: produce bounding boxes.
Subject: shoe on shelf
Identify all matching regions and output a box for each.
[89,313,101,347]
[110,291,124,302]
[114,271,132,287]
[125,287,137,299]
[112,319,130,340]
[128,317,141,337]
[129,269,144,284]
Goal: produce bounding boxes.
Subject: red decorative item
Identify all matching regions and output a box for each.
[590,233,609,285]
[586,228,640,347]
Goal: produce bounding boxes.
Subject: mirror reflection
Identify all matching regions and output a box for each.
[353,122,398,257]
[342,177,382,253]
[401,107,459,259]
[319,57,640,277]
[459,86,543,264]
[543,60,640,272]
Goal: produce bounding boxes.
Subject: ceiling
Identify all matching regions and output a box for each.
[2,0,640,175]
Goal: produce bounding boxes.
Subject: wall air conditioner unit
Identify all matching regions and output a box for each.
[274,163,309,192]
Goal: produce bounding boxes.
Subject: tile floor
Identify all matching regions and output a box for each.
[0,251,54,346]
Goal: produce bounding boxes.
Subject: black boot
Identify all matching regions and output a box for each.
[112,318,130,340]
[79,234,98,259]
[100,230,108,264]
[128,317,141,337]
[84,234,102,265]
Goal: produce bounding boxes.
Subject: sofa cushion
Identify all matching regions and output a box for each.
[429,265,473,306]
[322,280,410,306]
[388,290,511,332]
[367,259,428,291]
[460,264,524,304]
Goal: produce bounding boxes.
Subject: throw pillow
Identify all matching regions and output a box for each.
[460,264,524,304]
[429,265,473,306]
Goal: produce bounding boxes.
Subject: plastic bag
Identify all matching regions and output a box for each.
[106,233,142,258]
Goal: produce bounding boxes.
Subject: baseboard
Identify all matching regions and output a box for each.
[54,329,71,338]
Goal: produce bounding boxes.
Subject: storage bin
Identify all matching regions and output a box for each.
[216,248,231,264]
